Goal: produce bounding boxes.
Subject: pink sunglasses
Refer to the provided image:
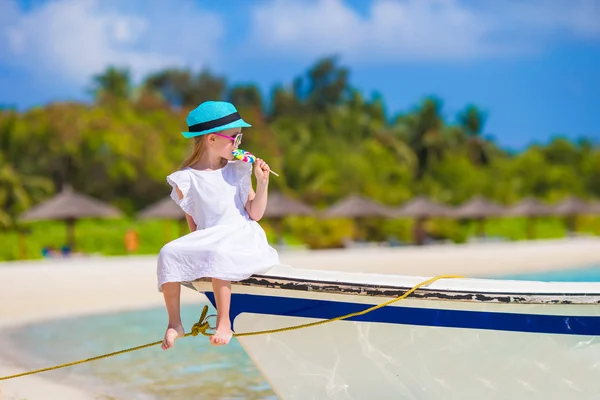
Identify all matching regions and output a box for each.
[213,132,243,147]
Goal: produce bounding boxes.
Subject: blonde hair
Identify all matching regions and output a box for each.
[179,135,227,170]
[179,136,206,170]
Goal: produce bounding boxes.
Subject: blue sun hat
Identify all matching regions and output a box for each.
[181,101,252,138]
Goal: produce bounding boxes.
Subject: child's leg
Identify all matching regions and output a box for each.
[161,282,185,350]
[210,278,233,345]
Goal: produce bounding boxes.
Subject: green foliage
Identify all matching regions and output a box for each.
[90,66,132,100]
[1,58,599,260]
[0,219,180,261]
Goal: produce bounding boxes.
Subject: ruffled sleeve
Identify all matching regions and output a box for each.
[166,169,194,217]
[233,161,253,204]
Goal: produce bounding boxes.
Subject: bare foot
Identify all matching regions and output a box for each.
[210,325,233,346]
[161,324,185,350]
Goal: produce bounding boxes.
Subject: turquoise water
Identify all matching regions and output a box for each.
[6,264,600,399]
[491,264,600,282]
[7,303,276,399]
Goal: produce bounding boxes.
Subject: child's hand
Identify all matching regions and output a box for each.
[254,158,271,183]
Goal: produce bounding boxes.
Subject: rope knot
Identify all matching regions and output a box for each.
[191,320,211,336]
[190,305,214,337]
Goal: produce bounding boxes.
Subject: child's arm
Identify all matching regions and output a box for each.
[244,158,270,221]
[175,186,197,232]
[245,182,268,221]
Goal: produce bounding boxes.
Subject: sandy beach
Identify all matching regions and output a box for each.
[1,237,600,399]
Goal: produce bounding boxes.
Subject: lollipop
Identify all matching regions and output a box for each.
[232,149,279,176]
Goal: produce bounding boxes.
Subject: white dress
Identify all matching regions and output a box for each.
[156,160,280,292]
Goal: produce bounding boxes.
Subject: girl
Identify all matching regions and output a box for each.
[157,101,280,348]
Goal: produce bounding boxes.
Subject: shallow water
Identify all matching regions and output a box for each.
[6,264,600,399]
[491,263,600,282]
[8,303,276,399]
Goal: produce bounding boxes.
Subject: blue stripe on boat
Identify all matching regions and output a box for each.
[204,293,600,336]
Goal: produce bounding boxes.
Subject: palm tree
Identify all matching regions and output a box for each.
[227,84,264,114]
[0,154,53,228]
[303,56,350,113]
[90,66,132,100]
[144,68,226,107]
[457,105,491,166]
[395,97,447,179]
[373,127,417,173]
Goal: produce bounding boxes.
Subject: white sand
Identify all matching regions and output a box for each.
[1,237,599,399]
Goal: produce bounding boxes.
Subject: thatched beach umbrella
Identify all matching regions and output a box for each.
[322,195,393,219]
[450,196,505,236]
[138,197,185,220]
[507,197,553,217]
[451,196,505,219]
[20,185,123,249]
[393,196,452,245]
[322,195,393,242]
[552,196,593,233]
[394,196,452,219]
[591,200,600,214]
[506,197,553,239]
[552,196,592,216]
[138,196,187,239]
[265,193,315,218]
[264,192,315,245]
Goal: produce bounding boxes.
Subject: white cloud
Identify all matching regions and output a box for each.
[0,0,224,84]
[493,0,600,38]
[246,0,600,62]
[1,0,597,85]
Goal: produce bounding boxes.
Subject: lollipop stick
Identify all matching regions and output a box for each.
[233,149,279,176]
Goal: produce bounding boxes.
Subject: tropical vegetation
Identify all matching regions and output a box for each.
[1,57,598,260]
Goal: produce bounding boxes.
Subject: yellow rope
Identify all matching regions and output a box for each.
[0,274,462,381]
[233,274,463,336]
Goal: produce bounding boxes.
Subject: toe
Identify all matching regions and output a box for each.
[210,330,232,346]
[162,327,183,350]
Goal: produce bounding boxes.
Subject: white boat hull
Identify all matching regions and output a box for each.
[187,266,600,399]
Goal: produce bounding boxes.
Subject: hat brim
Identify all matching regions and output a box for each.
[181,119,252,138]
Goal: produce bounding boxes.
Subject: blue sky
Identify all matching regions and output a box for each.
[1,0,599,151]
